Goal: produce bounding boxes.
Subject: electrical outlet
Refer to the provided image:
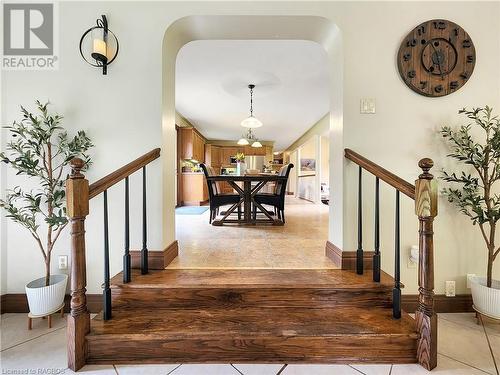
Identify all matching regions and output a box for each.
[467,274,476,289]
[58,255,68,270]
[445,281,456,297]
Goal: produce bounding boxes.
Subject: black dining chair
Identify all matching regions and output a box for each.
[253,164,294,223]
[200,163,241,224]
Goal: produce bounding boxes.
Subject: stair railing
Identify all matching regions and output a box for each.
[344,148,437,371]
[65,148,161,371]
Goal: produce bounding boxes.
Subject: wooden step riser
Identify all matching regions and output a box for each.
[87,336,417,364]
[111,288,393,309]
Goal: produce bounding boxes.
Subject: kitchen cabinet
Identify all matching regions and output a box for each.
[221,147,237,165]
[244,145,266,156]
[205,145,222,167]
[181,173,208,206]
[180,128,205,162]
[265,146,274,164]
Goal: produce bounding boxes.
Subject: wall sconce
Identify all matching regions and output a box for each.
[79,15,119,75]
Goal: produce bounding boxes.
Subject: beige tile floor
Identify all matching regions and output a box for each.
[1,312,498,374]
[172,197,336,269]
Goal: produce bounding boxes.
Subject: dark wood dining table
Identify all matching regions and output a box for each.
[206,174,288,226]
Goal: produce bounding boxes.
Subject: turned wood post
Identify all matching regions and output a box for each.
[66,158,90,371]
[414,158,438,370]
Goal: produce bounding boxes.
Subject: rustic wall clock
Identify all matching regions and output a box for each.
[397,19,476,97]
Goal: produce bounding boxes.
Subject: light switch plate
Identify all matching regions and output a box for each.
[445,281,456,297]
[360,98,376,114]
[58,255,68,270]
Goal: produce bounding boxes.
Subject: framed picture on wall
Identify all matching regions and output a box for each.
[300,158,316,172]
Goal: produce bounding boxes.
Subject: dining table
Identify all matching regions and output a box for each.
[205,174,288,226]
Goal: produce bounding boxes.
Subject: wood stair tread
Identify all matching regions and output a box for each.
[89,306,417,338]
[110,268,398,290]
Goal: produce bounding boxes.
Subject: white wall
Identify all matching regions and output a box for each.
[1,1,499,296]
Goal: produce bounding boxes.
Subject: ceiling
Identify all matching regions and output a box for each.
[175,40,330,151]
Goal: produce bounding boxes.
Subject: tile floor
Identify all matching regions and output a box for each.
[1,312,498,374]
[173,197,335,269]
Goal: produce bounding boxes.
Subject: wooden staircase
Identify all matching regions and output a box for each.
[65,148,438,371]
[86,269,418,365]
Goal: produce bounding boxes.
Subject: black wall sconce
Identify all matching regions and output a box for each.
[79,15,119,75]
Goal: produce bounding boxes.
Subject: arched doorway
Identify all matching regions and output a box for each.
[161,15,344,251]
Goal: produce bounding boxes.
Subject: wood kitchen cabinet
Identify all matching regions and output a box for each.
[205,145,221,167]
[244,145,267,156]
[181,173,208,206]
[180,128,205,162]
[221,147,237,165]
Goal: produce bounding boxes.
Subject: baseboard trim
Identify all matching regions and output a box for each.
[402,294,474,313]
[325,241,374,270]
[130,240,178,270]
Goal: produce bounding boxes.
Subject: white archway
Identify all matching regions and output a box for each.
[161,15,344,249]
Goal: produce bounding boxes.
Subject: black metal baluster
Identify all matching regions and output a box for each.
[373,177,381,282]
[356,166,364,275]
[103,190,112,320]
[393,190,401,319]
[123,176,131,283]
[141,166,148,274]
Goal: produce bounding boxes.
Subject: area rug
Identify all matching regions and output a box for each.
[176,206,210,215]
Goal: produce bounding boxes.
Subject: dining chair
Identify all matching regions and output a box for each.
[253,164,294,223]
[200,164,241,224]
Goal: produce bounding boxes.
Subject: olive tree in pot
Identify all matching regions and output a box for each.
[1,101,93,317]
[441,106,500,319]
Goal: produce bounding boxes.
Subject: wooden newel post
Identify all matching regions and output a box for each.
[414,158,438,371]
[66,158,90,371]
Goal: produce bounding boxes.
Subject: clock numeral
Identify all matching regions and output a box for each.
[407,70,416,79]
[420,81,428,89]
[417,25,426,35]
[450,81,459,90]
[434,85,444,93]
[403,53,411,61]
[466,55,475,63]
[462,40,472,48]
[460,71,469,79]
[406,38,417,47]
[433,21,447,30]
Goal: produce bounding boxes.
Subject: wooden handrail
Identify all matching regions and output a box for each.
[89,148,160,199]
[344,148,416,200]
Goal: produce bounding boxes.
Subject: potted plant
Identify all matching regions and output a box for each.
[441,106,500,319]
[235,152,245,176]
[0,101,93,317]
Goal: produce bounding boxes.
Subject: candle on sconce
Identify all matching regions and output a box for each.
[92,38,107,61]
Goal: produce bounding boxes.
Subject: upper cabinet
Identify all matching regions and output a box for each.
[180,128,205,162]
[244,145,267,156]
[205,145,221,167]
[221,147,237,165]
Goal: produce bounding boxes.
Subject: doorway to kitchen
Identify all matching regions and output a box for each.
[170,38,332,269]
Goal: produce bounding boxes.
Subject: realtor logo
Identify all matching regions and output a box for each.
[3,3,58,69]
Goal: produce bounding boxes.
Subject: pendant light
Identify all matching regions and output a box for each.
[237,128,262,148]
[241,84,263,128]
[237,137,249,145]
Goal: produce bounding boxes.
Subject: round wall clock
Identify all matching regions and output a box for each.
[397,19,476,97]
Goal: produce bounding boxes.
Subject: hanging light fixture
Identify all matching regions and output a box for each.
[237,137,249,145]
[241,84,263,128]
[237,128,262,148]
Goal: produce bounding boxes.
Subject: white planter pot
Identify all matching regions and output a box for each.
[470,276,500,319]
[25,274,68,317]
